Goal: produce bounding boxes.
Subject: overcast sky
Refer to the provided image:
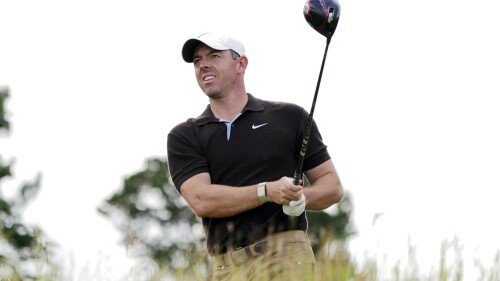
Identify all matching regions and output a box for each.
[1,0,500,280]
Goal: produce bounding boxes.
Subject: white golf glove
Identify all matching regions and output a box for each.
[282,193,306,216]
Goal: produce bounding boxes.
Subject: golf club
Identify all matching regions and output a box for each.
[293,0,341,185]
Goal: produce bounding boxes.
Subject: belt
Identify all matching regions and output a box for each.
[214,230,307,266]
[215,241,268,266]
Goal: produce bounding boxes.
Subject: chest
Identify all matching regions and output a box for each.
[198,112,300,183]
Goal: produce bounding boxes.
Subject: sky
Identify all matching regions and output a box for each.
[1,0,500,280]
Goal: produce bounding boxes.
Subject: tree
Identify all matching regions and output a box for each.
[98,158,208,279]
[0,86,61,280]
[307,192,357,281]
[307,192,355,254]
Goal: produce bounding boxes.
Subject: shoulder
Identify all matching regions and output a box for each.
[169,103,218,136]
[263,100,309,123]
[169,118,197,134]
[250,94,307,115]
[167,118,201,147]
[267,100,305,112]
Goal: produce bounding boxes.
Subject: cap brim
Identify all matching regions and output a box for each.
[182,39,204,63]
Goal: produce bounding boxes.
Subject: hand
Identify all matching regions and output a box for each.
[266,177,303,204]
[282,193,306,216]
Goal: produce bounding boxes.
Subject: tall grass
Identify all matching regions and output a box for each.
[120,236,500,281]
[3,237,499,281]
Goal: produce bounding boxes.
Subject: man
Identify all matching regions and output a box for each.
[167,32,343,281]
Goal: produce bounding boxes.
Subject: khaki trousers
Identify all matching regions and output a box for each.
[212,230,316,281]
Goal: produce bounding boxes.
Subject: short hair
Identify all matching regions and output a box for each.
[230,50,240,60]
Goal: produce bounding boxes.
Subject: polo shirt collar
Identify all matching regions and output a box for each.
[195,93,264,126]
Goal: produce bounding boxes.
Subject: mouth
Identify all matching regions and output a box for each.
[203,75,216,82]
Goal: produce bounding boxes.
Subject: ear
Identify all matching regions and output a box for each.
[237,56,248,74]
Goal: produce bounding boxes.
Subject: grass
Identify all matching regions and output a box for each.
[119,236,500,281]
[3,237,500,281]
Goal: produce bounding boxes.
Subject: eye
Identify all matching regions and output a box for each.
[193,58,200,65]
[211,54,220,59]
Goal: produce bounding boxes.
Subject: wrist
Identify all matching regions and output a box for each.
[257,182,269,203]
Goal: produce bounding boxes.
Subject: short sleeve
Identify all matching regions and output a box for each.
[167,120,210,191]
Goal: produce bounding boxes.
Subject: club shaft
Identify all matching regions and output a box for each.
[293,37,332,185]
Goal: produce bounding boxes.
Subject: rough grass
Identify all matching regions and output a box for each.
[121,237,500,281]
[3,237,499,281]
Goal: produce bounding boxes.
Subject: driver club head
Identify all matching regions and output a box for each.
[303,0,341,39]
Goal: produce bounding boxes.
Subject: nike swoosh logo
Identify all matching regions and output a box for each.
[252,123,268,129]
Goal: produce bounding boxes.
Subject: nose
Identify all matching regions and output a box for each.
[197,57,210,69]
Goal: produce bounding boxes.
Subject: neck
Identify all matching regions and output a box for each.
[209,90,248,121]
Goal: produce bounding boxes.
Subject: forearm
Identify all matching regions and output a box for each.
[187,183,261,218]
[180,173,303,218]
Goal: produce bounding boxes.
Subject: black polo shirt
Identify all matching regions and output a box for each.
[167,94,330,255]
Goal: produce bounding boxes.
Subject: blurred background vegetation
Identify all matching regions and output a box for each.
[1,86,64,280]
[2,85,499,280]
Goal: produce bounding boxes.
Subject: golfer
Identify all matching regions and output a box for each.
[167,32,343,281]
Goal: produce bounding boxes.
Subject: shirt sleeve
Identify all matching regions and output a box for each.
[298,107,331,172]
[167,120,209,191]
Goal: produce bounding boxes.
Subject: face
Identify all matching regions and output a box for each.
[192,44,242,99]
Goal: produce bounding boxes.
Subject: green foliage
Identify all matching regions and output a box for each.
[0,86,10,131]
[307,192,356,255]
[0,86,60,281]
[98,158,207,275]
